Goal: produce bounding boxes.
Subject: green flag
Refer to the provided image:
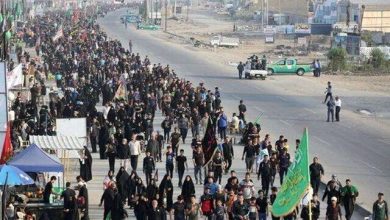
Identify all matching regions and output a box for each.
[271,128,310,217]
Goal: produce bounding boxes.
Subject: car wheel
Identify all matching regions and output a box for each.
[267,69,274,75]
[296,69,305,76]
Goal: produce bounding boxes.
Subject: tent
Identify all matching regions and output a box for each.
[29,135,84,150]
[8,144,64,172]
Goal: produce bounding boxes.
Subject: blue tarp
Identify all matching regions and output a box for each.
[8,144,64,172]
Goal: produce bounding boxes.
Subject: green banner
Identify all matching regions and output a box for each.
[271,128,310,217]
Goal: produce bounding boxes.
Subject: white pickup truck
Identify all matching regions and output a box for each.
[244,68,268,80]
[210,35,239,47]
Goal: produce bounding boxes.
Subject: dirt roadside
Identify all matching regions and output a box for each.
[151,10,390,95]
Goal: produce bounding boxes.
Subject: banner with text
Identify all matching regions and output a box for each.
[271,128,310,217]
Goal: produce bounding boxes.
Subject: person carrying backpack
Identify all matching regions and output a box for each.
[200,188,214,220]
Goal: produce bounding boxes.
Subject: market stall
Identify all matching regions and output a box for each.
[28,135,84,183]
[7,144,65,219]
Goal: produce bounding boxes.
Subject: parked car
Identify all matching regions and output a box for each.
[210,35,239,47]
[267,58,313,76]
[137,23,159,30]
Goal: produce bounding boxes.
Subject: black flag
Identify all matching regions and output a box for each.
[202,117,218,167]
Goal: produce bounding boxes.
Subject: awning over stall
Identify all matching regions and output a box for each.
[29,135,84,150]
[8,144,64,172]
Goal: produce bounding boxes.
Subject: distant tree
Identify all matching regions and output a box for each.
[361,32,374,47]
[370,48,385,69]
[327,48,347,72]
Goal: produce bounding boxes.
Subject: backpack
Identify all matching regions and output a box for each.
[201,198,213,214]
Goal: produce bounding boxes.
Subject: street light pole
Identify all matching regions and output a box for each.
[164,0,167,31]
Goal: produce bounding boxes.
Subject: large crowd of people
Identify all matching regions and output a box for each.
[4,3,388,220]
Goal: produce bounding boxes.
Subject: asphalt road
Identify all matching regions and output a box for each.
[98,8,390,213]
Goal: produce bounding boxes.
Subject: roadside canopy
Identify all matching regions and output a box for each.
[8,144,64,172]
[29,135,84,150]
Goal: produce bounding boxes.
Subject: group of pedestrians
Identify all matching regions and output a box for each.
[5,2,389,220]
[324,82,342,122]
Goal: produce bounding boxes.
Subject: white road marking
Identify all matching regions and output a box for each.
[313,136,330,146]
[278,96,287,101]
[304,108,316,114]
[231,94,241,100]
[340,123,352,129]
[254,106,265,113]
[378,139,390,145]
[361,161,383,173]
[279,119,291,126]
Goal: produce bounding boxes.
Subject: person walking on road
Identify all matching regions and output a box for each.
[372,192,388,220]
[238,100,247,124]
[237,62,244,79]
[178,114,189,144]
[310,156,324,194]
[257,155,272,197]
[335,96,342,122]
[212,151,225,184]
[326,197,342,220]
[278,148,291,185]
[161,116,173,143]
[129,134,142,171]
[217,108,228,140]
[106,137,117,172]
[242,139,256,173]
[99,182,115,220]
[324,81,333,103]
[341,179,359,220]
[146,134,159,161]
[326,96,335,122]
[176,149,188,187]
[143,151,156,186]
[323,180,341,205]
[222,137,234,174]
[129,40,133,54]
[193,146,204,185]
[117,138,129,171]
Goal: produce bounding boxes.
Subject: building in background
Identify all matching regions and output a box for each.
[361,5,390,33]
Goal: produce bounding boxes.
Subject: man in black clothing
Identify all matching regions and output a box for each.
[275,135,284,154]
[222,137,234,174]
[238,100,247,124]
[192,146,204,184]
[147,199,166,220]
[161,116,172,143]
[322,180,341,205]
[242,139,256,173]
[173,195,186,220]
[176,149,188,187]
[61,182,77,220]
[310,157,324,194]
[256,190,268,220]
[232,193,249,219]
[270,187,280,220]
[212,151,225,184]
[237,62,244,79]
[43,176,57,203]
[143,151,155,185]
[257,155,272,196]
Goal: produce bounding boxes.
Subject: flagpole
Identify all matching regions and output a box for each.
[306,128,312,220]
[1,172,8,220]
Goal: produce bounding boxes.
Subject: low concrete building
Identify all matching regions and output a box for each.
[361,5,390,33]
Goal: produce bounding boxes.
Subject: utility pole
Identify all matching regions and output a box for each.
[186,0,190,22]
[164,0,168,31]
[155,0,158,25]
